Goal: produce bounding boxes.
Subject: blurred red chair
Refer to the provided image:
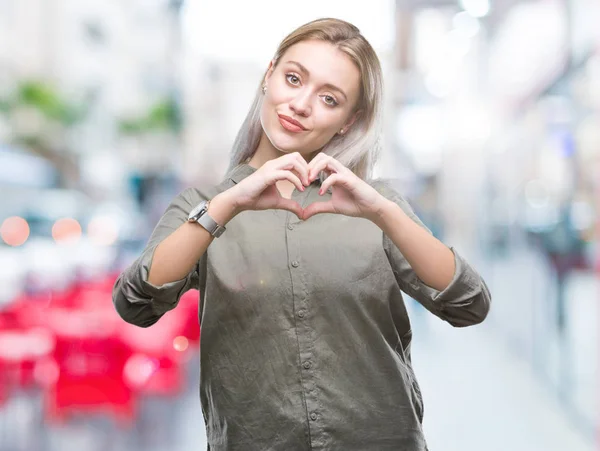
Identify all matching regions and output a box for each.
[0,324,56,391]
[2,273,198,426]
[43,306,136,428]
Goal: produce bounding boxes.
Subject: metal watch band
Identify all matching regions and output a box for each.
[188,199,226,238]
[196,209,226,238]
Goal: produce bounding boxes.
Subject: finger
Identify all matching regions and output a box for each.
[294,151,309,166]
[319,173,342,194]
[277,198,305,220]
[307,151,325,165]
[306,153,326,180]
[323,158,347,173]
[277,155,309,186]
[270,170,304,192]
[309,163,335,184]
[308,157,343,182]
[302,201,335,220]
[290,157,310,186]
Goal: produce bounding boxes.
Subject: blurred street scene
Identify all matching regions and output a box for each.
[0,0,599,450]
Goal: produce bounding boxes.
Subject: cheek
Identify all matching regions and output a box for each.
[308,123,340,148]
[268,78,290,102]
[259,104,277,140]
[312,112,343,135]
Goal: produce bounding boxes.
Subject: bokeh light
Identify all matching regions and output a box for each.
[173,336,189,352]
[52,218,82,243]
[123,354,159,388]
[33,357,60,387]
[0,216,30,246]
[87,215,119,246]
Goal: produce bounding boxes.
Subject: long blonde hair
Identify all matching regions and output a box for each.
[226,17,384,181]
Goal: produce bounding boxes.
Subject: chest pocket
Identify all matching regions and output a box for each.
[299,214,387,287]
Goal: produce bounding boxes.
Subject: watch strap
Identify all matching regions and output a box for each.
[196,209,226,238]
[188,199,226,238]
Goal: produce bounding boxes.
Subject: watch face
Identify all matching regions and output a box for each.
[188,201,207,220]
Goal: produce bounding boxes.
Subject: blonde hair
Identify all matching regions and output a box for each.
[225,17,384,181]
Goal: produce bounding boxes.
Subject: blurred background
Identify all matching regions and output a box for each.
[0,0,598,450]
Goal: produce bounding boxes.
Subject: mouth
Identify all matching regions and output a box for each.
[278,114,307,133]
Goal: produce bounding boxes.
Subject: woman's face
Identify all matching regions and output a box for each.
[260,39,362,158]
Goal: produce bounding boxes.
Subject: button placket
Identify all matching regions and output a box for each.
[285,189,325,447]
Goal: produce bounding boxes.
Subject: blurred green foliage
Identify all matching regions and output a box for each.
[0,80,86,126]
[0,80,88,186]
[118,96,182,135]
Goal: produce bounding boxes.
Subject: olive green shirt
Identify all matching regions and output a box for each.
[113,163,491,451]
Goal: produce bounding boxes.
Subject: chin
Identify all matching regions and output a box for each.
[268,129,305,153]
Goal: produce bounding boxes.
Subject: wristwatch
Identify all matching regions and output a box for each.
[187,199,226,238]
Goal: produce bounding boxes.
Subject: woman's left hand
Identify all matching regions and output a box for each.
[302,153,389,222]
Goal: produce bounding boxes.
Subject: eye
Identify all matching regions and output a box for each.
[285,73,338,107]
[285,73,301,85]
[322,95,339,107]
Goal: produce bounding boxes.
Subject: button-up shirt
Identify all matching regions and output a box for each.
[113,163,491,451]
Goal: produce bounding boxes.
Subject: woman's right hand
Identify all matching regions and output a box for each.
[227,152,309,219]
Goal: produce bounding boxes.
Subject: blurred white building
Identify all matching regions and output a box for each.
[0,0,184,190]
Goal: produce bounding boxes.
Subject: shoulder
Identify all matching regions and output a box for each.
[368,177,409,205]
[368,177,429,228]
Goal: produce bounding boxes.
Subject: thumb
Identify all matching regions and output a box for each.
[276,198,305,220]
[302,201,334,220]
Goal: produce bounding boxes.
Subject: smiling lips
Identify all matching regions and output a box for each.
[278,114,307,133]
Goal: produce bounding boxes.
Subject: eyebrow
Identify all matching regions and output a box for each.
[285,60,348,101]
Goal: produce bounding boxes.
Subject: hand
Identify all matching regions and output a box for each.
[302,153,388,221]
[227,152,309,220]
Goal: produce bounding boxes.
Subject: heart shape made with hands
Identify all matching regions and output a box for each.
[281,154,384,222]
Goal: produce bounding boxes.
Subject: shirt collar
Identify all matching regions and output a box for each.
[228,163,257,184]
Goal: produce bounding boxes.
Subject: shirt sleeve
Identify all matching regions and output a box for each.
[371,179,491,327]
[112,187,203,328]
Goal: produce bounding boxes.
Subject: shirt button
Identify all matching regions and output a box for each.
[303,361,312,369]
[291,261,299,268]
[310,412,318,421]
[297,310,306,318]
[287,224,294,230]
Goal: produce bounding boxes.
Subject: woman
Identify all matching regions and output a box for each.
[113,17,491,451]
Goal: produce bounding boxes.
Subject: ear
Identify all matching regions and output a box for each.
[263,59,277,85]
[342,109,363,133]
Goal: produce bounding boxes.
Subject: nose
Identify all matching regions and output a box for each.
[289,90,311,117]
